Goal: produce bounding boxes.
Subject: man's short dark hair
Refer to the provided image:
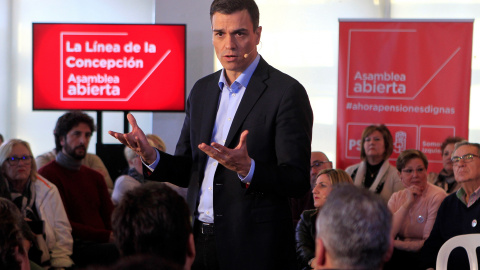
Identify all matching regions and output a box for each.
[210,0,260,30]
[316,184,392,269]
[112,182,192,266]
[54,111,95,153]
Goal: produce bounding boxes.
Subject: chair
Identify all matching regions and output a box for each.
[436,234,480,270]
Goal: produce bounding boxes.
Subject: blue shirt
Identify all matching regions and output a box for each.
[147,54,261,223]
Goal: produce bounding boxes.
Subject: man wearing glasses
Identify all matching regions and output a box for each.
[421,141,480,269]
[291,152,332,227]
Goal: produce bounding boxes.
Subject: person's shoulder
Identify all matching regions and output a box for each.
[345,163,360,173]
[37,160,59,174]
[427,182,447,196]
[259,59,303,88]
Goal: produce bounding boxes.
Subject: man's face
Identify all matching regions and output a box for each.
[211,9,261,82]
[310,152,332,187]
[61,122,92,160]
[452,145,480,184]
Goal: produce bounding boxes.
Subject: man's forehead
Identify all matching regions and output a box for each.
[454,145,478,156]
[311,152,328,162]
[69,123,92,133]
[211,10,253,29]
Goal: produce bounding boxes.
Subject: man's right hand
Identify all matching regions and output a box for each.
[108,113,157,164]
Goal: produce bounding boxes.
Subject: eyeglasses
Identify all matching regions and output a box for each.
[401,168,426,175]
[5,155,33,166]
[311,161,332,169]
[451,154,480,165]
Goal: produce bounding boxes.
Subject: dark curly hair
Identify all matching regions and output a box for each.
[54,111,96,153]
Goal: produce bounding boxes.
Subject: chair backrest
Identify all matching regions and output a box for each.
[436,233,480,270]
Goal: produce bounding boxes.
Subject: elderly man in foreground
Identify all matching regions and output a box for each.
[421,141,480,269]
[314,184,393,270]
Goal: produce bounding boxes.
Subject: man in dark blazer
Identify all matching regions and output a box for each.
[109,0,313,269]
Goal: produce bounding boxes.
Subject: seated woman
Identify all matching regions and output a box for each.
[428,136,464,194]
[112,146,145,205]
[384,149,446,270]
[0,139,74,268]
[295,169,353,270]
[345,124,403,202]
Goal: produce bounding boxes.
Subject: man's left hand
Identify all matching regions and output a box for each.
[198,130,251,177]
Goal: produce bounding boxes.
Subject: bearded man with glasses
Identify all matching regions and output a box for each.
[421,141,480,270]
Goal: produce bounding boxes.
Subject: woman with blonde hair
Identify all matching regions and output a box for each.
[0,139,73,268]
[295,169,353,270]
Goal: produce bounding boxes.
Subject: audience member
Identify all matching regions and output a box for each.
[295,169,351,270]
[36,149,113,193]
[345,124,403,202]
[291,151,332,227]
[421,141,480,269]
[315,184,393,270]
[0,139,74,268]
[146,134,166,152]
[37,111,118,267]
[111,146,146,205]
[0,197,32,270]
[112,182,194,270]
[384,149,446,270]
[428,136,465,193]
[146,134,187,198]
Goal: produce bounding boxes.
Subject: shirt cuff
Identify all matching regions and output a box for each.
[239,159,255,183]
[142,148,160,172]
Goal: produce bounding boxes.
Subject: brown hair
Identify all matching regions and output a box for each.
[396,149,428,172]
[360,124,393,161]
[440,136,465,154]
[210,0,260,30]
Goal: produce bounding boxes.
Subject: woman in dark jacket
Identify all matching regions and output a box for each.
[295,169,353,270]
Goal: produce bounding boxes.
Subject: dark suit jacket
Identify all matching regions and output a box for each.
[148,57,313,270]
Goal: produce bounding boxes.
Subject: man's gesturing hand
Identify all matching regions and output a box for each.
[108,113,157,164]
[198,130,252,177]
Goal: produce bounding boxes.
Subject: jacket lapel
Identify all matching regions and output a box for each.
[225,58,269,147]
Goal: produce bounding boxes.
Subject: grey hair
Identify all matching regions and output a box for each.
[454,141,480,155]
[316,184,392,269]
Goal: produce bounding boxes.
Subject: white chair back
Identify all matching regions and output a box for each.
[436,233,480,270]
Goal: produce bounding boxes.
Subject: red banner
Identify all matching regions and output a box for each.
[33,23,185,111]
[337,20,473,173]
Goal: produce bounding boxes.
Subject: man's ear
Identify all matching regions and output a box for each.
[255,26,262,45]
[315,237,326,267]
[184,233,195,270]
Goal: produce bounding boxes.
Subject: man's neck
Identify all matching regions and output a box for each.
[56,150,82,171]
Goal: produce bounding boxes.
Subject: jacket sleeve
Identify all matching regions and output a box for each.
[295,211,315,270]
[41,182,74,268]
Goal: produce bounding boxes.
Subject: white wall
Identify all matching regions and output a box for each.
[152,0,213,154]
[6,0,155,156]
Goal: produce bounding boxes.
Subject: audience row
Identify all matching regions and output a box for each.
[0,111,478,270]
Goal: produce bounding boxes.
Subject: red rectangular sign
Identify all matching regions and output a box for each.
[33,23,186,111]
[337,20,473,173]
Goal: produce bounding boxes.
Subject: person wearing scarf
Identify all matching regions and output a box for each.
[345,124,404,202]
[0,139,74,269]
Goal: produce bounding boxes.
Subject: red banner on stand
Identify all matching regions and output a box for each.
[336,20,473,173]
